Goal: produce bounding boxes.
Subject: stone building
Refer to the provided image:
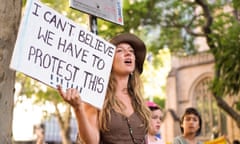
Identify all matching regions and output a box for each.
[162,51,240,143]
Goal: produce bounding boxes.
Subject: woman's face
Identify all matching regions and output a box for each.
[149,109,162,135]
[112,43,136,75]
[181,114,200,135]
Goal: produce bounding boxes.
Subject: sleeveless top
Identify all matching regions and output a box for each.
[173,136,202,144]
[100,109,147,144]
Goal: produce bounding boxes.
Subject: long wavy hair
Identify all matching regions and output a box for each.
[98,70,151,132]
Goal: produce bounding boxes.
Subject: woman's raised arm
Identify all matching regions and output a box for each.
[57,85,100,144]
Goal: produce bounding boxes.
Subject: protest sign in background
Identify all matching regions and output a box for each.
[69,0,123,25]
[10,0,115,109]
[204,136,227,144]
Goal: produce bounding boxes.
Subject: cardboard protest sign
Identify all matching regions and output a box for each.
[10,0,115,109]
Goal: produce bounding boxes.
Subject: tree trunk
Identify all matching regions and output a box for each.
[0,0,21,143]
[54,102,72,144]
[213,94,240,128]
[197,0,240,129]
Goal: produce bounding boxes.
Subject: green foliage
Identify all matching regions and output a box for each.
[22,0,27,6]
[145,96,165,109]
[98,0,163,39]
[16,72,63,104]
[233,0,240,10]
[210,17,240,96]
[40,0,88,25]
[16,72,41,98]
[236,101,240,111]
[153,96,165,109]
[150,0,198,54]
[34,86,62,104]
[154,0,240,101]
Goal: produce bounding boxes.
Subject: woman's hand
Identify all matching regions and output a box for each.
[57,85,82,109]
[57,85,100,144]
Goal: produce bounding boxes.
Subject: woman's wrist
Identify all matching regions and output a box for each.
[73,104,83,113]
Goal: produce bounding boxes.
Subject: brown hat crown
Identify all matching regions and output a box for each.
[110,33,146,74]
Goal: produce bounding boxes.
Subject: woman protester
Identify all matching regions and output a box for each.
[173,107,202,144]
[57,33,151,144]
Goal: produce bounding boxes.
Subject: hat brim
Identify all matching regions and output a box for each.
[110,33,146,74]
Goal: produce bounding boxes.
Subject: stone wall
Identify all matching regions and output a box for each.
[162,52,240,143]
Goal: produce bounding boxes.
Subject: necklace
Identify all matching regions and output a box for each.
[122,87,128,94]
[125,117,145,144]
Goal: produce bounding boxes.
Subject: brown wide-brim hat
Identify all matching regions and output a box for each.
[110,33,146,74]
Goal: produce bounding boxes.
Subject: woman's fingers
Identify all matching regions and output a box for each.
[57,85,82,108]
[57,85,65,98]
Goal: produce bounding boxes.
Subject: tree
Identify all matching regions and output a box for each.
[0,0,22,143]
[151,0,240,127]
[16,72,73,144]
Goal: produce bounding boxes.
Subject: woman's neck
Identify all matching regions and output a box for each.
[115,75,129,93]
[114,74,134,117]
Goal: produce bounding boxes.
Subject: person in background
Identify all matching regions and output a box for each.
[210,126,219,139]
[146,101,164,144]
[57,33,151,144]
[173,107,202,144]
[34,123,45,144]
[233,140,240,144]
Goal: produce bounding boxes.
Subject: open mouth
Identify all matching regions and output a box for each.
[124,59,132,64]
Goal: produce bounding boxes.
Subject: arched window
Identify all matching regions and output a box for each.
[193,77,227,138]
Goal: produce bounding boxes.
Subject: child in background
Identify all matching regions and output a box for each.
[147,101,165,144]
[173,107,202,144]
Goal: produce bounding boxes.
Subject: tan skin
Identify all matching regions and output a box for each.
[57,42,136,144]
[148,109,163,143]
[181,114,200,144]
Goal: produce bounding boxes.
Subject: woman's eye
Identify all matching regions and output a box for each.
[129,49,134,53]
[116,48,123,52]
